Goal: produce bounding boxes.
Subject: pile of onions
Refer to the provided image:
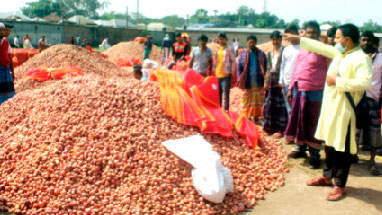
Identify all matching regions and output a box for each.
[14,45,127,92]
[103,42,163,64]
[0,75,287,214]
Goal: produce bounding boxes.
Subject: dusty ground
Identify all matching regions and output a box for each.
[244,141,382,215]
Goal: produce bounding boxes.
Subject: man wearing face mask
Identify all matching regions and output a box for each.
[283,23,372,201]
[356,31,382,176]
[284,21,331,169]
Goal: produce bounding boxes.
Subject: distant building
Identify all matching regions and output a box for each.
[0,12,31,20]
[68,15,96,26]
[147,22,167,31]
[95,19,136,28]
[43,13,63,22]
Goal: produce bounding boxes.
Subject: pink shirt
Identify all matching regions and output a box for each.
[289,49,330,91]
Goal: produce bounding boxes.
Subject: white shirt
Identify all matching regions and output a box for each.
[14,37,19,46]
[366,52,382,101]
[234,41,240,51]
[279,44,300,85]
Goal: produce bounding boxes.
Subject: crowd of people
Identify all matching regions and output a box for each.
[140,21,381,201]
[1,20,381,202]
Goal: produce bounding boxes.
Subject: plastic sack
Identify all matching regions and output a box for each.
[162,135,234,203]
[143,59,159,69]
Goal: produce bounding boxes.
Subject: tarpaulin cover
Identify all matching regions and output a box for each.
[152,68,260,148]
[11,49,40,68]
[114,57,142,67]
[134,37,147,43]
[86,46,108,58]
[25,66,83,82]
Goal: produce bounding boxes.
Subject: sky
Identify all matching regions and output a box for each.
[2,0,382,26]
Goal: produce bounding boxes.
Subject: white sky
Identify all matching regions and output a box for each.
[3,0,382,26]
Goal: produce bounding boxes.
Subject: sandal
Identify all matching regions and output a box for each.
[327,186,346,201]
[307,176,333,186]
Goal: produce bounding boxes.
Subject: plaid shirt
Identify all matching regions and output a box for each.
[212,46,236,76]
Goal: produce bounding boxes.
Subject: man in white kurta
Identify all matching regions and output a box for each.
[284,23,372,201]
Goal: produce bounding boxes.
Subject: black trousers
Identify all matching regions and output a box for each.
[323,125,353,187]
[217,76,232,111]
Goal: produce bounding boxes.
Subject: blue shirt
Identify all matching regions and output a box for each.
[248,49,258,87]
[191,47,213,73]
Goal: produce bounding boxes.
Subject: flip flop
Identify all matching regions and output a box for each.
[327,186,346,201]
[307,176,333,186]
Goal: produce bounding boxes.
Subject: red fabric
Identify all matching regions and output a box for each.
[0,38,11,66]
[11,49,39,68]
[25,66,82,82]
[153,68,260,148]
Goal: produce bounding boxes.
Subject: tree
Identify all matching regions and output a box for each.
[98,12,127,20]
[61,0,108,18]
[161,15,185,28]
[286,19,300,28]
[190,9,209,24]
[22,0,108,18]
[22,0,66,18]
[361,19,382,33]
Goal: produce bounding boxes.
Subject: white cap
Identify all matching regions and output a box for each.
[0,22,5,28]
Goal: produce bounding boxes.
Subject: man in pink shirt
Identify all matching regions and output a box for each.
[285,21,331,169]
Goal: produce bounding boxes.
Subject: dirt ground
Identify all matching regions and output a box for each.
[244,141,382,215]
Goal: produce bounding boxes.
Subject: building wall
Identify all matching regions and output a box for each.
[183,30,270,48]
[4,19,382,50]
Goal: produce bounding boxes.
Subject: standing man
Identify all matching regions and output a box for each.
[143,35,153,60]
[38,36,48,52]
[13,35,20,48]
[279,24,300,116]
[284,24,372,201]
[213,32,236,111]
[162,34,172,64]
[0,23,15,104]
[234,39,240,57]
[237,35,267,123]
[188,34,213,77]
[182,32,191,56]
[285,21,331,169]
[263,31,288,138]
[357,31,382,176]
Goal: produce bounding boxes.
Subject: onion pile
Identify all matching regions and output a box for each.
[14,45,126,92]
[103,42,162,64]
[0,75,287,214]
[230,87,245,114]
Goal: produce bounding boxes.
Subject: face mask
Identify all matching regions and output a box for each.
[335,42,346,54]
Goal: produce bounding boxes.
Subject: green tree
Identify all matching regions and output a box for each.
[98,12,127,20]
[190,9,209,24]
[361,19,382,33]
[22,0,108,18]
[255,19,266,28]
[237,6,249,25]
[161,15,185,28]
[286,19,300,28]
[61,0,108,18]
[22,0,66,18]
